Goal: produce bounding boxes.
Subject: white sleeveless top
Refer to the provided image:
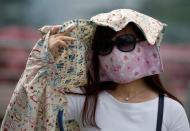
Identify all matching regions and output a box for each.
[65,90,190,131]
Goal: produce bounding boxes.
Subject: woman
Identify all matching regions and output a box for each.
[1,9,190,131]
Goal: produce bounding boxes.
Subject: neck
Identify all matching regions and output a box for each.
[107,78,157,102]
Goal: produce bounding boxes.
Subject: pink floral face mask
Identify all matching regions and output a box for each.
[98,41,164,84]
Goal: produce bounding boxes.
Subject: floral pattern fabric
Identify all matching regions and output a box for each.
[91,9,167,46]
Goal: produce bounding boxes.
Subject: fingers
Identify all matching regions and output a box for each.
[48,25,77,56]
[62,25,76,35]
[54,37,75,49]
[49,32,76,48]
[41,24,76,36]
[56,35,76,41]
[50,25,62,35]
[55,40,68,48]
[54,25,76,36]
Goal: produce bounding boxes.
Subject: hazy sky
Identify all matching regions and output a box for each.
[28,0,143,26]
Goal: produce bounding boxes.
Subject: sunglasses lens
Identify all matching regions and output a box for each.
[117,35,136,52]
[95,35,137,56]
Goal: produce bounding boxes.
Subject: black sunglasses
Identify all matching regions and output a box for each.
[95,34,141,56]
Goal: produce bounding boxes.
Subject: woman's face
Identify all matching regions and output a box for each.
[98,23,163,84]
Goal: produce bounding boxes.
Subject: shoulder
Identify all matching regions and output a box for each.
[164,96,184,113]
[163,96,190,130]
[163,96,186,118]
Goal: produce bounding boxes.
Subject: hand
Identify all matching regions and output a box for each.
[48,25,76,59]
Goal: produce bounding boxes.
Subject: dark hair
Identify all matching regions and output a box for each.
[66,22,183,129]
